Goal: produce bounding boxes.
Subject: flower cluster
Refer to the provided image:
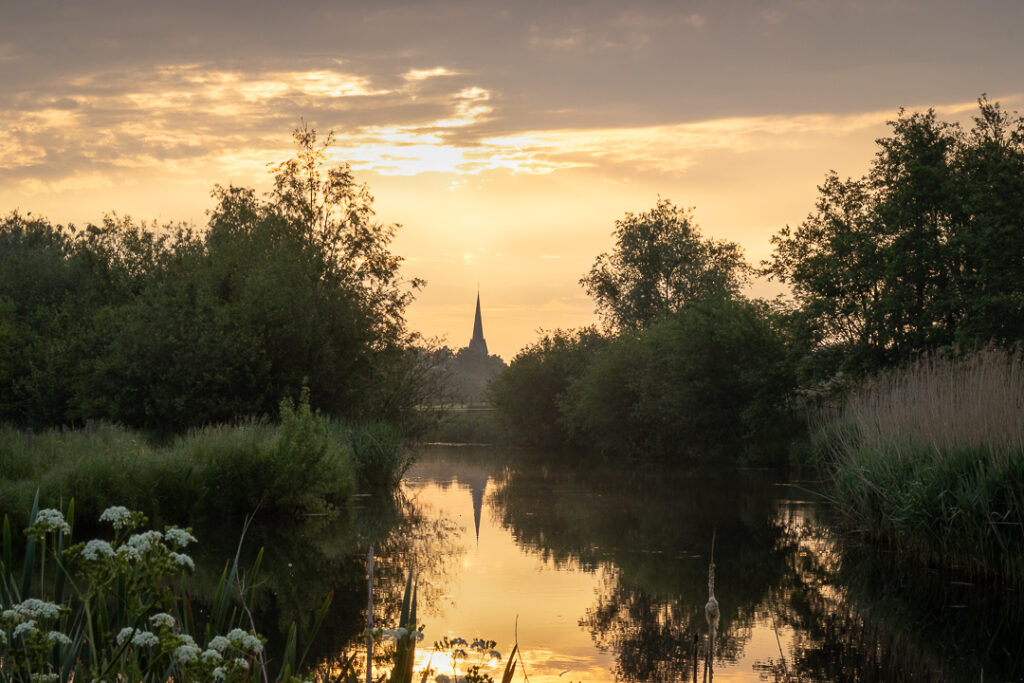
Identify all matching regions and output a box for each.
[26,508,71,539]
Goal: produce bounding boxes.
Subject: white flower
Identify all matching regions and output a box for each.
[0,629,7,645]
[163,527,197,548]
[99,506,134,529]
[149,612,176,629]
[169,552,195,571]
[116,545,141,562]
[174,643,201,664]
[116,627,136,646]
[234,657,250,670]
[31,509,71,536]
[47,631,72,646]
[82,539,115,561]
[208,635,231,652]
[241,633,263,654]
[202,648,223,663]
[2,609,17,621]
[226,628,248,643]
[13,620,38,638]
[14,599,62,620]
[179,634,197,647]
[127,531,163,553]
[212,667,226,681]
[33,674,58,683]
[131,631,159,648]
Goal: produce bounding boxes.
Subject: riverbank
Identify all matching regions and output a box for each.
[0,396,409,532]
[815,349,1024,581]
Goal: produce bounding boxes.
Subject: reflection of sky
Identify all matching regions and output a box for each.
[401,454,800,682]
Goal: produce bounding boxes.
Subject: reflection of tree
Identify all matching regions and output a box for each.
[186,483,464,674]
[488,454,791,682]
[766,504,1024,682]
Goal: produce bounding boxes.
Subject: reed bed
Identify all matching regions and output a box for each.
[823,349,1024,580]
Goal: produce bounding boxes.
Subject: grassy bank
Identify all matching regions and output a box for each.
[419,407,503,445]
[818,349,1024,580]
[0,397,410,532]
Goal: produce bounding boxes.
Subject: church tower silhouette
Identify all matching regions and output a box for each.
[468,290,488,355]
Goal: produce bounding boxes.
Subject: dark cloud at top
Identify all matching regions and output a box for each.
[3,0,1022,128]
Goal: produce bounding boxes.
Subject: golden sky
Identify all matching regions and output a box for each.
[2,1,1023,358]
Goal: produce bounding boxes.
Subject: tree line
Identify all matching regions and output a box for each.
[490,97,1024,459]
[0,127,439,433]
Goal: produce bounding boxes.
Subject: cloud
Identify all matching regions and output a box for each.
[403,67,460,82]
[3,50,1022,196]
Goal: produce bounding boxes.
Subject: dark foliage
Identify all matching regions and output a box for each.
[0,127,431,432]
[765,97,1024,379]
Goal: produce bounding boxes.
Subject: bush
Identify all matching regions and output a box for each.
[0,394,407,531]
[563,297,796,460]
[488,327,609,448]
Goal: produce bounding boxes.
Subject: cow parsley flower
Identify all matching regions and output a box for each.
[30,509,71,536]
[208,635,231,652]
[169,552,195,571]
[226,628,248,642]
[99,506,134,529]
[202,648,223,663]
[164,527,197,548]
[131,631,159,648]
[127,530,162,553]
[13,620,38,639]
[116,545,141,562]
[175,643,201,664]
[48,631,72,646]
[149,612,175,629]
[14,599,63,620]
[212,667,226,681]
[117,627,136,646]
[234,658,250,670]
[82,539,115,561]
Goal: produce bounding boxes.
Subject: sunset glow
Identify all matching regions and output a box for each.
[3,1,1022,358]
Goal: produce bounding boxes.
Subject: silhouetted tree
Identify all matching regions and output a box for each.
[765,97,1024,376]
[581,199,749,331]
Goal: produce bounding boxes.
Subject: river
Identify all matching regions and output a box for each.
[200,444,1023,682]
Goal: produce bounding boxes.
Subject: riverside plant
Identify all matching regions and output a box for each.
[0,496,329,682]
[351,552,518,683]
[821,348,1024,579]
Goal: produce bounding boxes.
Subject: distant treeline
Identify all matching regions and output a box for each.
[0,127,440,434]
[490,97,1024,460]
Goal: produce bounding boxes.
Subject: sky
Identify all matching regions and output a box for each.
[2,0,1023,359]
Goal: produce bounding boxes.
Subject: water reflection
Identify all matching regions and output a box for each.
[487,452,792,681]
[405,446,1024,682]
[188,446,1024,682]
[188,485,463,673]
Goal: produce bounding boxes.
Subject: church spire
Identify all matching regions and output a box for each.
[468,288,488,355]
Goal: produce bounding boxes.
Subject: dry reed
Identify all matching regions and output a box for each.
[823,349,1024,580]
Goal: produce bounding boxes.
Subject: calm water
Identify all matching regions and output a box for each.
[199,445,1024,682]
[388,446,1023,683]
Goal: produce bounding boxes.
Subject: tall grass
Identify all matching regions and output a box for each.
[821,349,1024,580]
[0,404,407,531]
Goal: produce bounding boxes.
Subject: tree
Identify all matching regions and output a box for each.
[765,98,1024,376]
[580,198,749,331]
[0,127,431,432]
